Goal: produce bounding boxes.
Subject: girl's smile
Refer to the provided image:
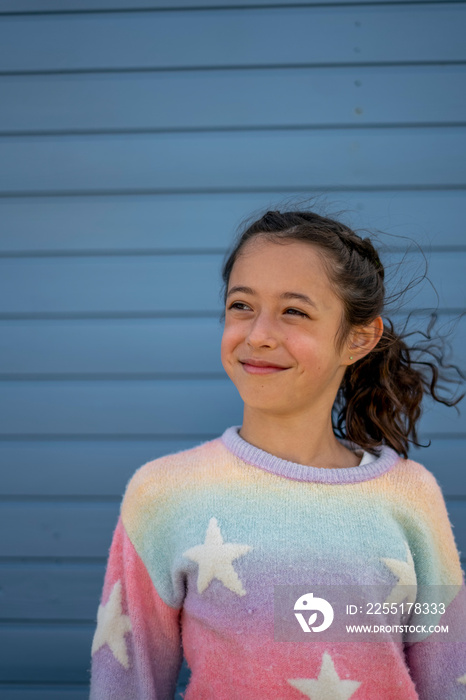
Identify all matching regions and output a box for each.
[240,357,290,374]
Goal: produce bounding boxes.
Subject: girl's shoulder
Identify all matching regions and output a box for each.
[120,435,226,513]
[384,453,449,512]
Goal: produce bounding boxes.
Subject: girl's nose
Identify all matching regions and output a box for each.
[246,313,279,349]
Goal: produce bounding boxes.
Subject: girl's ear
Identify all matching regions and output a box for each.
[346,316,384,364]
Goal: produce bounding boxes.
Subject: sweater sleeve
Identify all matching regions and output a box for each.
[89,516,184,700]
[403,468,466,699]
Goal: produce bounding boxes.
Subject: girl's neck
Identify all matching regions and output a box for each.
[239,407,361,469]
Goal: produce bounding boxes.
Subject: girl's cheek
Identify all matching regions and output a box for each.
[222,322,243,346]
[220,329,237,369]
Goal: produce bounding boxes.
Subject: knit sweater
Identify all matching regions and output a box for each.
[90,426,466,699]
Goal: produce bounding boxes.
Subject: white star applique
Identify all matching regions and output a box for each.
[91,579,132,669]
[183,517,252,596]
[288,652,361,699]
[381,540,417,606]
[457,674,466,685]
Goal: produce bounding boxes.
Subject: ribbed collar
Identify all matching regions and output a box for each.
[220,425,400,485]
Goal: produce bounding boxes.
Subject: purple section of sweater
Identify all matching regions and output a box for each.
[220,425,400,484]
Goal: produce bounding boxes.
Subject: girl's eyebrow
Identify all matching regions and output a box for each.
[226,286,318,310]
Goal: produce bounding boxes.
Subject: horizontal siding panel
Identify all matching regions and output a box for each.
[0,0,436,12]
[0,255,222,314]
[1,6,465,73]
[2,65,466,133]
[0,253,463,314]
[2,128,466,194]
[0,687,88,700]
[0,378,463,437]
[2,497,466,560]
[0,624,93,682]
[0,683,187,700]
[1,314,464,376]
[0,562,104,620]
[0,685,186,700]
[1,191,466,253]
[0,379,243,436]
[0,623,189,687]
[0,318,224,375]
[0,439,202,497]
[0,502,119,558]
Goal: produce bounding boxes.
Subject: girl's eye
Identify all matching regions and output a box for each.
[228,303,308,317]
[284,308,308,318]
[229,302,251,311]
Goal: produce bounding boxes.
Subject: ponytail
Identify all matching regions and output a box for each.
[334,319,463,458]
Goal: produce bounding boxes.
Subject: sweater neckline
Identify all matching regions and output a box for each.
[220,425,400,484]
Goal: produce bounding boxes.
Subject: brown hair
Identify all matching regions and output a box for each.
[220,209,464,458]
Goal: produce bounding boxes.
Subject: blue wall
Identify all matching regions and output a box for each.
[0,1,465,697]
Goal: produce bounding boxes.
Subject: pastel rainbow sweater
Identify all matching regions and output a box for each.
[90,426,466,699]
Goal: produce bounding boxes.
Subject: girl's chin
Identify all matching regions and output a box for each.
[237,392,296,414]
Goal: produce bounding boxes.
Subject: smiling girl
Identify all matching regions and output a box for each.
[90,209,465,699]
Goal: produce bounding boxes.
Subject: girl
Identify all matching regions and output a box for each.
[90,209,466,699]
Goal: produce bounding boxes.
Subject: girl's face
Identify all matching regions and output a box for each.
[221,237,354,418]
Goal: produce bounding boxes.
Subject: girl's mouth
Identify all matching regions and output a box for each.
[240,361,288,375]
